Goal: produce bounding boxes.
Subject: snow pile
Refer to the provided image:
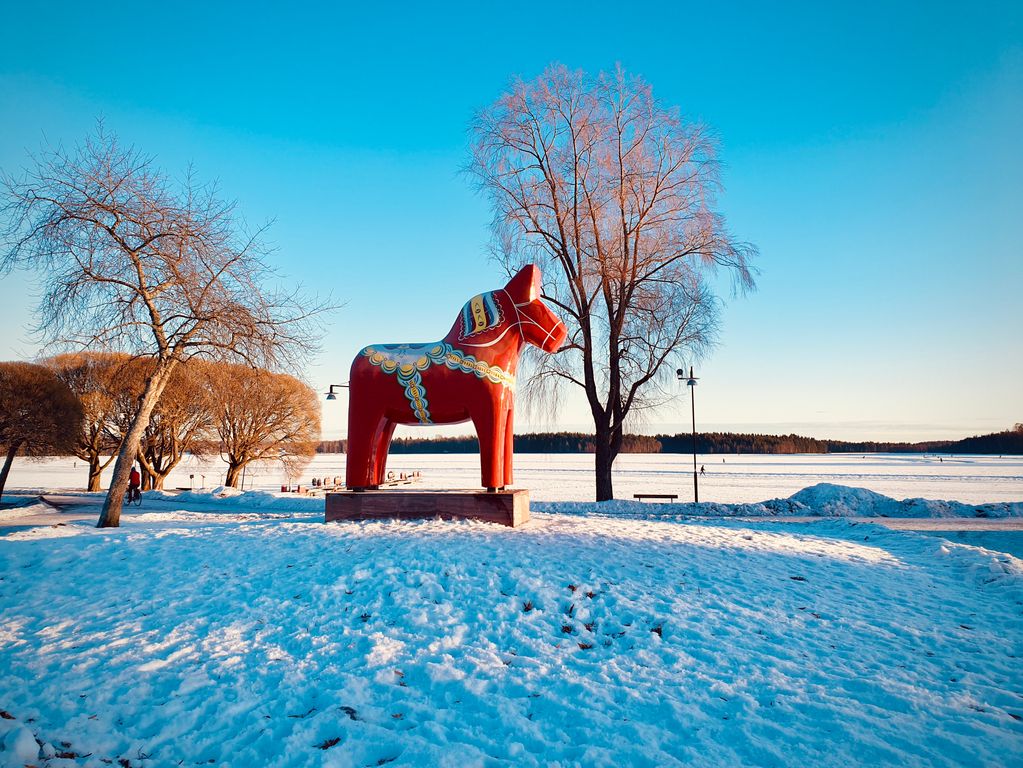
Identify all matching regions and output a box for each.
[537,482,1023,519]
[788,483,1023,518]
[2,513,1022,766]
[786,482,895,514]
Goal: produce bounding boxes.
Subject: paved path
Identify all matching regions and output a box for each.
[38,493,104,508]
[0,494,144,532]
[0,496,100,532]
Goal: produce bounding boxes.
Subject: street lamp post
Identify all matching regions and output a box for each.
[323,384,350,480]
[676,366,699,503]
[324,383,349,400]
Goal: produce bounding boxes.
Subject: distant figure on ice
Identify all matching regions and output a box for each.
[700,465,706,475]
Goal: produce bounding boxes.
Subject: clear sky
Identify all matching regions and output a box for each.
[1,1,1020,441]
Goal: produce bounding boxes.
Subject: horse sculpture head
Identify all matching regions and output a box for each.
[449,264,567,355]
[346,264,566,492]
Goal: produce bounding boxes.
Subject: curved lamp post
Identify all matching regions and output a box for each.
[676,366,699,503]
[323,383,350,490]
[324,383,349,401]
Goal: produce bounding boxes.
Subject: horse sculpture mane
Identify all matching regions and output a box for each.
[346,264,567,491]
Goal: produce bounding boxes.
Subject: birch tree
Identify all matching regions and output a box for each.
[470,65,756,500]
[1,126,325,525]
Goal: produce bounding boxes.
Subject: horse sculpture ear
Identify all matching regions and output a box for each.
[505,264,540,302]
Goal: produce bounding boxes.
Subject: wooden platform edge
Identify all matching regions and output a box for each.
[325,489,530,528]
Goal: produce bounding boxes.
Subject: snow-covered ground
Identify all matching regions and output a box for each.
[2,456,1022,766]
[1,502,1022,767]
[7,452,1023,504]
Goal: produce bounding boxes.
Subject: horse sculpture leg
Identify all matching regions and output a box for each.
[473,406,506,492]
[503,407,514,487]
[372,420,397,486]
[346,392,390,490]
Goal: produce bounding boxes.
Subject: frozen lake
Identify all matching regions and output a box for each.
[8,452,1022,504]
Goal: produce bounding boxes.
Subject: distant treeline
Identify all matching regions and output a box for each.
[318,425,1023,455]
[656,426,1023,454]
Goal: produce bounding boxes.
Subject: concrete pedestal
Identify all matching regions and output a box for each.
[325,489,529,528]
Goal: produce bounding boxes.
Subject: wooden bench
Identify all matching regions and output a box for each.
[633,493,678,503]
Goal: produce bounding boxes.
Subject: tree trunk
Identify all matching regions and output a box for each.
[140,469,154,491]
[0,441,23,502]
[152,454,182,491]
[593,425,614,502]
[224,462,243,488]
[87,456,103,491]
[137,449,162,492]
[97,362,177,528]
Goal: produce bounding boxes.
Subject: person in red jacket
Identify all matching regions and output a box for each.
[128,466,141,503]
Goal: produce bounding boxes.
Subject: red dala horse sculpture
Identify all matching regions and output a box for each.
[346,264,567,491]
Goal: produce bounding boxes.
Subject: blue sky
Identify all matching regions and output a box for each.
[1,1,1020,441]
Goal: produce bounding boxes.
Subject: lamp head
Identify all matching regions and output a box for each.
[324,383,348,401]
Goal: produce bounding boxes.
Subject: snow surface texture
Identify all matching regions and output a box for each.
[2,505,1023,767]
[8,453,1023,504]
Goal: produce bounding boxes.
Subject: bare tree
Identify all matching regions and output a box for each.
[469,65,756,500]
[1,126,326,525]
[45,351,127,491]
[208,363,320,487]
[0,362,83,501]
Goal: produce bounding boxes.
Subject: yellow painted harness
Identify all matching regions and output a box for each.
[361,342,514,424]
